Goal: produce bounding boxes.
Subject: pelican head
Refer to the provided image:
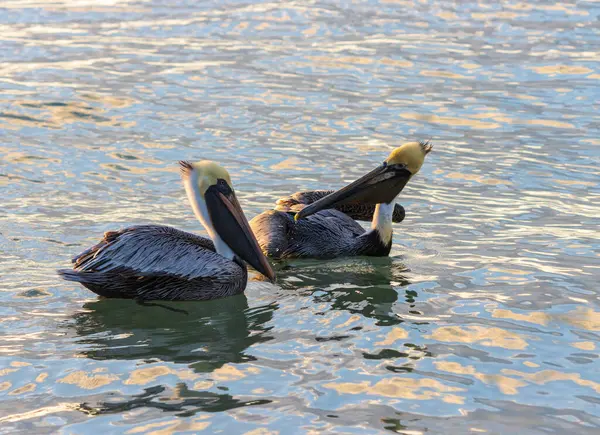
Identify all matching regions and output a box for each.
[179,160,275,282]
[295,141,432,221]
[385,140,433,174]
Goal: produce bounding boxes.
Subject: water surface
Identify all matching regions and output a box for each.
[1,0,600,433]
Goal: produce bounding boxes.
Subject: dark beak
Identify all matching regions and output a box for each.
[205,186,276,282]
[295,163,412,221]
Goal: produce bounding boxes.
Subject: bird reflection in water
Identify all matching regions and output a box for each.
[76,383,272,417]
[71,294,275,369]
[269,256,416,326]
[70,294,276,416]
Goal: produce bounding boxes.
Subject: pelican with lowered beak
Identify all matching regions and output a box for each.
[250,141,432,259]
[59,161,275,300]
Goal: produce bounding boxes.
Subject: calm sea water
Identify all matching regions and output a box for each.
[1,0,599,433]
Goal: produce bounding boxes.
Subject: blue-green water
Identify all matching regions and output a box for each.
[1,1,600,433]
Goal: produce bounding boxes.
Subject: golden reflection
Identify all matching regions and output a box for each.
[434,361,477,375]
[555,179,597,187]
[270,157,310,171]
[437,11,459,20]
[5,99,135,129]
[125,416,211,435]
[108,151,162,165]
[375,327,409,346]
[81,93,135,108]
[427,326,528,350]
[211,364,260,381]
[244,429,279,435]
[448,291,512,303]
[212,365,246,381]
[471,12,522,20]
[0,403,80,424]
[491,309,550,326]
[99,162,163,175]
[336,314,361,329]
[572,341,595,351]
[400,113,500,129]
[381,58,413,68]
[442,394,465,404]
[307,55,373,66]
[8,383,37,395]
[0,382,11,391]
[244,91,305,105]
[139,141,177,150]
[192,380,215,390]
[58,370,118,389]
[504,2,533,11]
[445,172,510,186]
[35,373,48,383]
[324,377,465,401]
[124,365,197,386]
[532,65,593,75]
[437,362,600,396]
[560,307,600,331]
[0,368,19,376]
[420,70,467,79]
[153,60,236,75]
[470,112,514,124]
[10,361,31,367]
[502,369,600,394]
[526,119,575,129]
[473,374,526,395]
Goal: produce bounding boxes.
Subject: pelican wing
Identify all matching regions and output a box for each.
[275,190,334,212]
[275,190,405,223]
[71,225,233,280]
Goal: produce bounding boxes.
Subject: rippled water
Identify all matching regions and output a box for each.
[1,0,600,433]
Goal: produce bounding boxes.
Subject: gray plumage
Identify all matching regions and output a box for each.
[275,190,405,223]
[250,209,390,260]
[58,225,248,301]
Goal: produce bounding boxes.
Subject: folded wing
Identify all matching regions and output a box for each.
[69,224,230,280]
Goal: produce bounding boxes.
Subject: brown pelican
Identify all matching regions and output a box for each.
[250,141,432,259]
[58,161,275,301]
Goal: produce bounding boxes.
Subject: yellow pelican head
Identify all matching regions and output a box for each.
[385,140,433,175]
[179,160,275,282]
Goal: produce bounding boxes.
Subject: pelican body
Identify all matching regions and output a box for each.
[59,161,275,301]
[250,141,432,260]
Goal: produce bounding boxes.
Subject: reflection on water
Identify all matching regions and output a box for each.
[277,257,412,326]
[72,295,275,370]
[1,0,600,433]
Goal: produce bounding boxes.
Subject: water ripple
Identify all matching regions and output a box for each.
[1,0,599,433]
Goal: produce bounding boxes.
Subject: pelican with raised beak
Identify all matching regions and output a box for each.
[59,161,275,300]
[250,141,432,259]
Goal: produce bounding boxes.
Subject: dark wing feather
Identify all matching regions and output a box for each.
[251,208,369,259]
[71,225,230,280]
[275,190,405,223]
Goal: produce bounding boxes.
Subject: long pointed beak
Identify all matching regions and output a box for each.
[204,187,276,282]
[295,163,412,221]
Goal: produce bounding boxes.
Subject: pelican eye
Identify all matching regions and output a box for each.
[216,178,232,194]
